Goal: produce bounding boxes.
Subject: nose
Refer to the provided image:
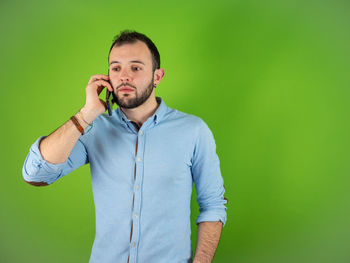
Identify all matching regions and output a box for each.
[120,68,132,83]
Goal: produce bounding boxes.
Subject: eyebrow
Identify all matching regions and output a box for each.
[109,60,145,66]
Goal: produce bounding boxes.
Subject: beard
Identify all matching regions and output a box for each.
[113,76,154,109]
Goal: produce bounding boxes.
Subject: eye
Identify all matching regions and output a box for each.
[132,66,141,71]
[112,67,120,71]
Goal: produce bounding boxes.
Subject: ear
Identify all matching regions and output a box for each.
[153,68,165,87]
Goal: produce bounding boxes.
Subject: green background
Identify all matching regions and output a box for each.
[1,0,350,262]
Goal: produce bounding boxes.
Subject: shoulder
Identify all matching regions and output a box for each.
[167,107,206,129]
[173,109,216,142]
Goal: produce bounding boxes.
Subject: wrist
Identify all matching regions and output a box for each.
[193,254,212,263]
[80,106,99,124]
[74,112,89,131]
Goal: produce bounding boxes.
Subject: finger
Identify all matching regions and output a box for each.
[96,83,111,95]
[88,79,113,91]
[90,79,113,92]
[88,74,109,85]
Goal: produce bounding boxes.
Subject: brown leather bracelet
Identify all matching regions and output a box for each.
[70,115,84,135]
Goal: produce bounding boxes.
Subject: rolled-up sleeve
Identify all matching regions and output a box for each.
[22,135,89,185]
[191,119,228,227]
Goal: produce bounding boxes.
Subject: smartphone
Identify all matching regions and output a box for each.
[106,72,115,116]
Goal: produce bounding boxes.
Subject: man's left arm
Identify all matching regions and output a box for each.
[190,119,228,263]
[193,221,223,263]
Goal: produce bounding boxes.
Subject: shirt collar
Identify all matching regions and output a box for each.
[116,96,167,126]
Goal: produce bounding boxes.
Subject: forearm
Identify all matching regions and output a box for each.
[39,107,97,164]
[193,221,223,263]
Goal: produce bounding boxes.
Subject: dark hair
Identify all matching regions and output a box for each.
[108,30,160,72]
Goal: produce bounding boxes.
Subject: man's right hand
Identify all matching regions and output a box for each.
[81,74,114,123]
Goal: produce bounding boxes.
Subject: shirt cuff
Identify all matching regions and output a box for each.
[22,136,68,184]
[196,208,227,227]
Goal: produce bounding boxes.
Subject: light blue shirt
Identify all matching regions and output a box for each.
[22,96,228,263]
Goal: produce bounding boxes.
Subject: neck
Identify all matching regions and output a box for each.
[120,92,160,127]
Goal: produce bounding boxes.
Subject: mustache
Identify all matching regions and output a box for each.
[116,83,136,90]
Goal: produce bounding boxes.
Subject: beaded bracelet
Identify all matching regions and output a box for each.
[77,110,91,125]
[71,110,94,135]
[77,109,94,134]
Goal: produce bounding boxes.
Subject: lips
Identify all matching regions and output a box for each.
[119,86,135,92]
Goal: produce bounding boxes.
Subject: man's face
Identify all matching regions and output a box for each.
[108,40,155,109]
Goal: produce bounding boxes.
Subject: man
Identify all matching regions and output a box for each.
[22,30,228,263]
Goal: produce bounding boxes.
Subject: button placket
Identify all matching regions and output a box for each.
[128,132,138,263]
[129,130,145,263]
[128,128,145,263]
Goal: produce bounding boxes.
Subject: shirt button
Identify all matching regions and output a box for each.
[140,131,143,135]
[134,214,139,219]
[137,157,142,162]
[132,242,136,247]
[136,185,140,190]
